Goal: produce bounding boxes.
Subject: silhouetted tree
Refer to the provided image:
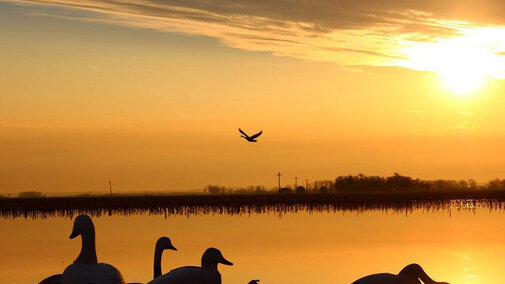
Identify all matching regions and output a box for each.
[18,191,45,198]
[468,179,478,190]
[296,186,306,193]
[331,173,484,193]
[253,185,267,193]
[204,185,226,195]
[279,187,292,194]
[488,179,505,190]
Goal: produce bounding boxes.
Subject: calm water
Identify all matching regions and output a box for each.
[2,205,505,283]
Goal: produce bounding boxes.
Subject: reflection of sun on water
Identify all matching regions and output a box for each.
[399,27,505,96]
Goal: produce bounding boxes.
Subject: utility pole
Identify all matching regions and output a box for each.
[306,179,309,190]
[294,176,298,188]
[109,181,113,196]
[277,172,282,190]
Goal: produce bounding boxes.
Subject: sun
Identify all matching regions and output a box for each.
[438,64,488,95]
[435,42,493,95]
[399,27,505,96]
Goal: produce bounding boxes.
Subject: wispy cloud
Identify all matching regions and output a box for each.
[455,119,479,130]
[458,111,473,116]
[407,110,425,114]
[5,0,505,73]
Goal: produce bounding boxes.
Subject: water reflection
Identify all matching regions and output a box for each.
[2,196,505,219]
[2,206,505,283]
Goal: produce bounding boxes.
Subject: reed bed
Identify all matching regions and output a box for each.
[2,190,505,219]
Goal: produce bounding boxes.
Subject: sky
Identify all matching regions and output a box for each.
[1,0,505,194]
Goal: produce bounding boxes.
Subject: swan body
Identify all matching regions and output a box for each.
[39,274,62,284]
[62,263,124,284]
[352,263,449,284]
[238,128,262,142]
[61,215,125,284]
[148,247,232,284]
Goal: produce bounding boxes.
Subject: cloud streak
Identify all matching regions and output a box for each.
[5,0,505,72]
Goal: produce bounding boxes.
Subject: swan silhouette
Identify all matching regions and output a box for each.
[41,236,177,284]
[351,263,449,284]
[153,237,178,279]
[62,215,125,284]
[147,247,232,284]
[239,128,262,142]
[39,215,125,284]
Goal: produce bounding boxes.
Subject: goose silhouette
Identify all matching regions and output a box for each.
[147,247,232,284]
[351,263,449,284]
[239,128,262,142]
[39,215,125,284]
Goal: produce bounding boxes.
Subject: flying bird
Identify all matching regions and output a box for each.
[239,128,262,142]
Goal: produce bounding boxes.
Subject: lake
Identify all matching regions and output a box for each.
[2,202,505,284]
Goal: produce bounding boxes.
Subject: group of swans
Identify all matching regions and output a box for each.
[39,214,448,284]
[39,215,259,284]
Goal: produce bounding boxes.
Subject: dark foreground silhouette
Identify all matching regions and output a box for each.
[351,263,449,284]
[152,237,178,279]
[148,247,233,284]
[40,236,178,284]
[39,215,259,284]
[238,128,262,142]
[40,215,125,284]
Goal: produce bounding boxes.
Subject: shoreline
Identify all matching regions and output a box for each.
[2,190,505,219]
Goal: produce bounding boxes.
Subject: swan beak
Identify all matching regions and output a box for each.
[170,245,177,251]
[69,230,79,239]
[220,257,233,266]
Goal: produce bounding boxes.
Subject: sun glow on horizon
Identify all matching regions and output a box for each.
[399,27,505,95]
[439,64,487,95]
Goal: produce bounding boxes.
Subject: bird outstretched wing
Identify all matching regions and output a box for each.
[238,128,248,137]
[250,131,263,139]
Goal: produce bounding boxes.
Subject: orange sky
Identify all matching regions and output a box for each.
[1,1,505,194]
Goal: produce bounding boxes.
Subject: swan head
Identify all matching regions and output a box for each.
[156,236,177,251]
[201,247,233,270]
[69,215,95,239]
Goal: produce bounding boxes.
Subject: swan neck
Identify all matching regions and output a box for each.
[153,246,163,278]
[74,230,97,264]
[417,268,437,284]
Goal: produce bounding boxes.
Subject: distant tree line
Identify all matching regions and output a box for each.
[18,191,46,198]
[330,173,479,193]
[204,185,270,195]
[204,173,505,194]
